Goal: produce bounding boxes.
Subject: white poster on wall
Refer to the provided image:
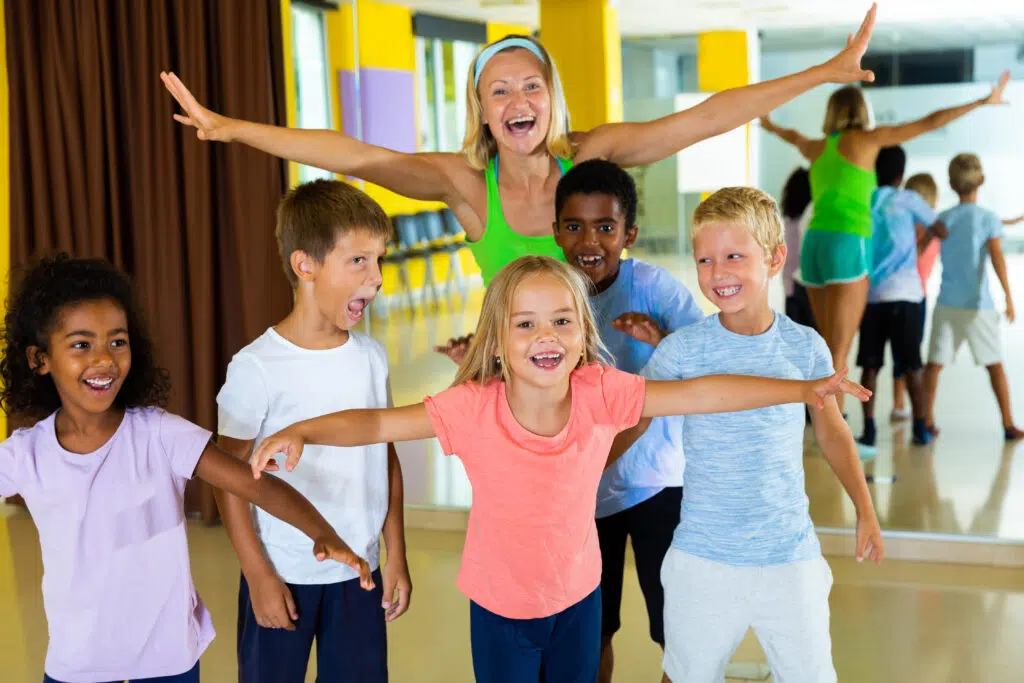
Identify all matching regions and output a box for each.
[674,92,750,194]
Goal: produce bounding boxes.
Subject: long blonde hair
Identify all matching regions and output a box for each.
[461,35,575,170]
[453,256,606,386]
[822,85,872,135]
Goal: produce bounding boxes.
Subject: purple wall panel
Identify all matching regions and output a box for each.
[338,68,416,153]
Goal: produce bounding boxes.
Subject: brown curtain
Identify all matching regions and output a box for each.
[5,0,293,520]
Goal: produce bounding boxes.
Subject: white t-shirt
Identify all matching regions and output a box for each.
[217,328,390,585]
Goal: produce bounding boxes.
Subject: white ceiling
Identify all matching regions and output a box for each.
[390,0,1024,47]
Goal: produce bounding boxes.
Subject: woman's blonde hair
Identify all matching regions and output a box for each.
[453,256,606,386]
[822,86,872,135]
[460,35,575,171]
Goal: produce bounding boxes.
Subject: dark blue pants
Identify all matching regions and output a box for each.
[470,587,601,683]
[237,570,387,683]
[43,662,199,683]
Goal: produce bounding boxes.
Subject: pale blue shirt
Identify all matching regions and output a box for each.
[641,313,830,565]
[936,203,1003,310]
[591,259,704,518]
[869,186,936,303]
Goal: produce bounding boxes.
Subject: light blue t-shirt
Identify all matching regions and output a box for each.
[869,186,936,304]
[641,313,832,566]
[936,203,1003,310]
[591,258,705,519]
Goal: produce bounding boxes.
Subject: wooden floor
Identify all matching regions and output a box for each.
[2,512,1023,683]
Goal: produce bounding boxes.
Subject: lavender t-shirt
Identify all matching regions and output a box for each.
[0,407,215,682]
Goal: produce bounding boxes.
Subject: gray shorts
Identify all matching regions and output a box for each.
[661,549,837,683]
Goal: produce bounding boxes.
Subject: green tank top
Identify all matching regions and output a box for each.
[469,155,573,286]
[808,133,876,239]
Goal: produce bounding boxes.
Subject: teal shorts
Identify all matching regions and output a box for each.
[799,230,870,288]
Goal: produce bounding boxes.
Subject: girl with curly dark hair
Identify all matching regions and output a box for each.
[0,254,373,683]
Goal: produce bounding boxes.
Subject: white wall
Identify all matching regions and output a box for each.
[759,46,1024,226]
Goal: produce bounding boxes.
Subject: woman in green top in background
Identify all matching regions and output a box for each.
[163,8,879,287]
[761,71,1009,413]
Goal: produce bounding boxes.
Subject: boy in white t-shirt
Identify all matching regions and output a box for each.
[216,180,410,682]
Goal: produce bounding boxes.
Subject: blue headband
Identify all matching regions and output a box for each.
[473,38,546,88]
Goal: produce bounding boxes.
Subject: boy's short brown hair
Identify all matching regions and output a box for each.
[905,173,938,208]
[948,153,984,196]
[275,179,392,287]
[691,186,785,257]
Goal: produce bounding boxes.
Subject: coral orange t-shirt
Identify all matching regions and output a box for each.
[918,239,940,291]
[423,363,645,619]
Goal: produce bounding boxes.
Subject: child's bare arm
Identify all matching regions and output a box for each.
[641,369,870,419]
[809,399,884,565]
[251,404,436,477]
[605,418,653,470]
[917,220,948,254]
[989,237,1015,322]
[1004,215,1024,226]
[381,444,412,622]
[195,441,375,589]
[213,436,300,630]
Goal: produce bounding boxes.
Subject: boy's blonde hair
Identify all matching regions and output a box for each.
[948,153,984,195]
[453,256,606,386]
[691,187,785,259]
[905,173,938,208]
[461,35,575,171]
[275,179,391,288]
[822,86,872,135]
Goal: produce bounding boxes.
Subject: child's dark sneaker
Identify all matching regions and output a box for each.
[912,419,932,446]
[1005,426,1024,441]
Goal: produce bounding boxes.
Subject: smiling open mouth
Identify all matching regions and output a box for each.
[83,377,115,392]
[505,115,536,135]
[575,255,604,269]
[714,285,741,298]
[530,352,564,369]
[347,299,369,321]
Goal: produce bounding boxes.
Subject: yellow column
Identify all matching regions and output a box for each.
[0,513,29,682]
[487,22,531,43]
[1,0,10,440]
[538,0,623,132]
[323,0,443,216]
[696,30,757,185]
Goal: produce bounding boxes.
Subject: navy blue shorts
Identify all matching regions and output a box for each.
[237,570,387,683]
[43,661,199,683]
[470,587,601,683]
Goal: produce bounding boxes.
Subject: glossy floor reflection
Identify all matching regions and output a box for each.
[1,510,1022,682]
[379,251,1024,542]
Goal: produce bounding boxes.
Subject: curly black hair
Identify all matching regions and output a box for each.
[555,159,638,227]
[0,253,171,419]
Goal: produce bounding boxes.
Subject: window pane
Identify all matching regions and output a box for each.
[292,4,333,183]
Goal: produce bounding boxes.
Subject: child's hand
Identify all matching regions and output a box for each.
[249,573,299,631]
[314,535,376,591]
[855,514,884,566]
[1007,297,1016,324]
[929,222,949,241]
[612,313,667,347]
[434,334,474,366]
[382,554,413,622]
[820,4,876,84]
[250,429,305,479]
[161,72,235,142]
[985,71,1010,106]
[805,368,871,409]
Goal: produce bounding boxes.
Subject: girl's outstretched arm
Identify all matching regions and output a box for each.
[759,117,826,162]
[195,441,376,589]
[868,71,1009,148]
[641,368,870,419]
[250,404,435,477]
[161,72,465,204]
[576,4,876,168]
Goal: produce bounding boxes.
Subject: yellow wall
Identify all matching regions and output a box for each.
[487,22,531,43]
[323,0,443,216]
[538,0,623,132]
[696,30,754,184]
[1,0,9,440]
